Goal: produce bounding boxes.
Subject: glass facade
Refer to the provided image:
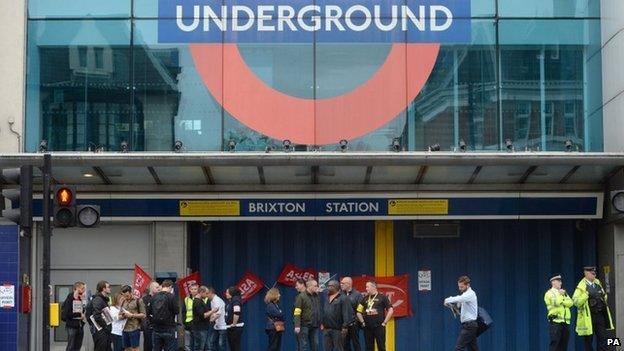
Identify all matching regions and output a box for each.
[26,1,603,152]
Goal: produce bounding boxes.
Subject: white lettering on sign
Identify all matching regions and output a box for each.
[248,202,306,214]
[0,284,15,309]
[324,202,379,214]
[240,279,257,295]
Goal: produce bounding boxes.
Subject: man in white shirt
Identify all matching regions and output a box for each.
[444,276,479,351]
[206,287,227,351]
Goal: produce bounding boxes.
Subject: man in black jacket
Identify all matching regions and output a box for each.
[142,281,161,351]
[61,281,86,351]
[147,279,179,351]
[322,280,351,351]
[340,277,362,351]
[87,280,112,351]
[294,279,322,351]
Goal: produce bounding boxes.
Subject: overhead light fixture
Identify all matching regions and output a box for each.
[459,139,467,152]
[428,143,441,152]
[83,173,94,178]
[505,139,514,152]
[339,139,348,152]
[283,139,292,152]
[564,139,574,152]
[38,140,48,153]
[173,140,183,153]
[120,140,129,153]
[228,139,237,152]
[392,138,401,152]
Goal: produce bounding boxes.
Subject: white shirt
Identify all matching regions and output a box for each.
[211,295,227,330]
[110,306,127,336]
[445,287,478,323]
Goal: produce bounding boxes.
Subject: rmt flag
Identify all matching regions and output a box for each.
[235,271,265,303]
[177,272,201,299]
[133,264,152,299]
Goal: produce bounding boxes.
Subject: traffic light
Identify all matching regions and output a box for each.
[76,205,100,228]
[53,185,76,227]
[1,166,33,230]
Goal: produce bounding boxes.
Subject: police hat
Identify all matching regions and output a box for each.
[583,266,597,273]
[549,275,562,282]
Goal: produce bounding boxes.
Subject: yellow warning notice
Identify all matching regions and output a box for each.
[388,199,449,215]
[179,200,240,216]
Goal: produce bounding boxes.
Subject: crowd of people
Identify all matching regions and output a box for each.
[60,267,614,351]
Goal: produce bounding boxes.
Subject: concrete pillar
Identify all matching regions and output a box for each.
[0,0,26,153]
[154,222,188,279]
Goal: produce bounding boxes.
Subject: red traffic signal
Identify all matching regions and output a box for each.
[53,185,76,228]
[55,187,73,206]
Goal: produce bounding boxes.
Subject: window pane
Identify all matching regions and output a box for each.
[26,20,132,152]
[407,20,497,151]
[498,0,599,18]
[133,20,222,151]
[28,0,130,18]
[499,20,602,151]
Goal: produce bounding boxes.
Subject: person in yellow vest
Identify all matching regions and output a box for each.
[572,266,615,351]
[182,284,199,351]
[544,275,572,351]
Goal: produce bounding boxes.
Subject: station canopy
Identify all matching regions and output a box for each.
[0,152,622,192]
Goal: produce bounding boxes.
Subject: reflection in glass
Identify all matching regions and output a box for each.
[29,0,130,18]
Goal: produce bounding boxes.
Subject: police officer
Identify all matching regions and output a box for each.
[572,266,615,351]
[544,275,572,351]
[182,284,199,351]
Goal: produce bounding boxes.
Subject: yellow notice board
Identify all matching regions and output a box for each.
[179,200,240,216]
[388,199,449,215]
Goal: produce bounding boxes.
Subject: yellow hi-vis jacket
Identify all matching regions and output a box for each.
[543,288,572,324]
[184,297,194,324]
[572,278,614,336]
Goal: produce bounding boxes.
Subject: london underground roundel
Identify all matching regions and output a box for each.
[158,0,471,145]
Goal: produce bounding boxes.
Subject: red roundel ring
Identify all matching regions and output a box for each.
[190,43,440,145]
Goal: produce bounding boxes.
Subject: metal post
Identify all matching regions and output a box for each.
[539,47,546,151]
[42,154,51,351]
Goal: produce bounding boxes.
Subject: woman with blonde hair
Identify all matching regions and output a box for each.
[110,292,127,351]
[264,288,284,351]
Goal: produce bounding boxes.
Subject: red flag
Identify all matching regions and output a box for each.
[277,263,317,287]
[177,272,201,299]
[352,275,412,317]
[236,272,265,303]
[133,264,152,299]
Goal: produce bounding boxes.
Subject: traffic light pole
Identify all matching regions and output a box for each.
[42,154,51,351]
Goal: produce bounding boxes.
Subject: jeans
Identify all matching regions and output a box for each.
[324,329,345,351]
[266,329,283,351]
[143,328,154,351]
[363,325,385,351]
[153,329,177,351]
[209,329,227,351]
[66,326,84,351]
[297,326,319,351]
[184,330,194,351]
[112,334,124,351]
[193,330,209,351]
[454,321,479,351]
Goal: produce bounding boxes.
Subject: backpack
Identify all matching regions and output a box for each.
[151,293,172,325]
[477,307,493,336]
[60,297,69,322]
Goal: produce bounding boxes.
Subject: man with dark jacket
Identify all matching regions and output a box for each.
[142,281,161,351]
[322,280,351,351]
[147,279,179,351]
[61,281,86,351]
[340,277,362,351]
[87,280,113,351]
[294,279,322,351]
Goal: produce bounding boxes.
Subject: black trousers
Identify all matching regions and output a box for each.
[143,328,154,351]
[227,327,243,351]
[266,329,283,351]
[363,325,385,351]
[455,321,479,351]
[343,324,361,351]
[66,326,84,351]
[549,322,569,351]
[323,329,345,351]
[584,312,612,351]
[92,328,112,351]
